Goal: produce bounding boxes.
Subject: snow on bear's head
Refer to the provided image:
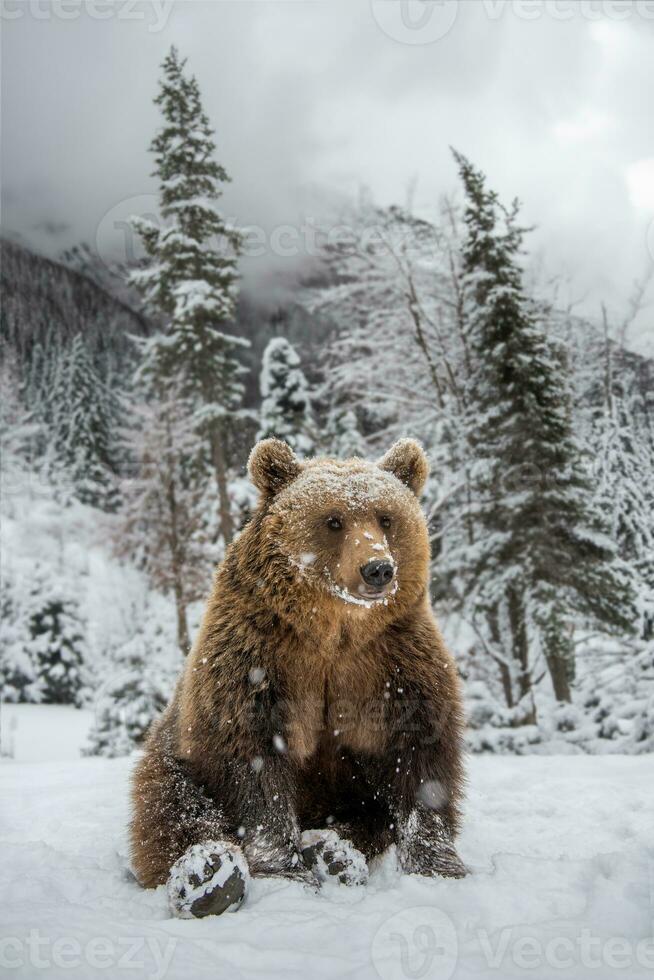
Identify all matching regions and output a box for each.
[247,438,430,616]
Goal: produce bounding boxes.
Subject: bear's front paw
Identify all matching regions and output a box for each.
[400,841,468,880]
[300,829,369,887]
[167,841,250,918]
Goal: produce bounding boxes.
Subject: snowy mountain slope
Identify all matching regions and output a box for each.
[0,238,149,371]
[1,750,652,980]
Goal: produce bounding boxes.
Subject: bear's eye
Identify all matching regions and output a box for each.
[379,515,392,530]
[326,516,343,531]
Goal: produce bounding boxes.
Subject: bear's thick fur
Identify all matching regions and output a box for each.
[130,438,466,902]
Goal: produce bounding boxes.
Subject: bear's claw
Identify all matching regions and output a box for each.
[167,841,249,918]
[300,829,369,886]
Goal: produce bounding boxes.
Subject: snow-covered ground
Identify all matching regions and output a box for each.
[0,704,94,762]
[1,708,652,980]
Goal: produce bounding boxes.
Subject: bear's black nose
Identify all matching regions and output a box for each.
[360,560,394,589]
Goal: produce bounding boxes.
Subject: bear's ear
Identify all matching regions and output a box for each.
[378,438,429,496]
[248,438,302,497]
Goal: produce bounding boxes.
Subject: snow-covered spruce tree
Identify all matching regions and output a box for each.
[21,567,87,706]
[257,337,314,456]
[627,643,654,751]
[114,392,211,656]
[0,350,46,499]
[324,406,367,458]
[1,350,38,459]
[575,636,654,753]
[0,577,43,704]
[591,391,654,640]
[452,150,634,709]
[48,335,120,510]
[84,627,176,758]
[130,46,248,546]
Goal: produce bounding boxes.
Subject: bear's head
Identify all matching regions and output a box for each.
[246,438,430,620]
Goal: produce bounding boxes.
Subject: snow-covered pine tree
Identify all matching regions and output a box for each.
[257,337,314,456]
[130,45,248,546]
[83,627,176,758]
[21,567,87,706]
[115,392,211,656]
[452,150,634,710]
[48,335,120,509]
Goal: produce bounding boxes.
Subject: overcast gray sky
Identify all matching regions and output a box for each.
[2,0,653,352]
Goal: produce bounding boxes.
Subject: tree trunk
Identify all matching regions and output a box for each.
[405,273,445,410]
[546,655,572,703]
[488,605,514,709]
[163,417,191,657]
[164,478,191,656]
[172,576,191,656]
[507,586,537,724]
[542,610,573,703]
[210,424,234,546]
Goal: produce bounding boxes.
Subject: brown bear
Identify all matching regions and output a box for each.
[130,437,466,917]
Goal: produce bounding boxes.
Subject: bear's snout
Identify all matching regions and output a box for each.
[360,559,394,591]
